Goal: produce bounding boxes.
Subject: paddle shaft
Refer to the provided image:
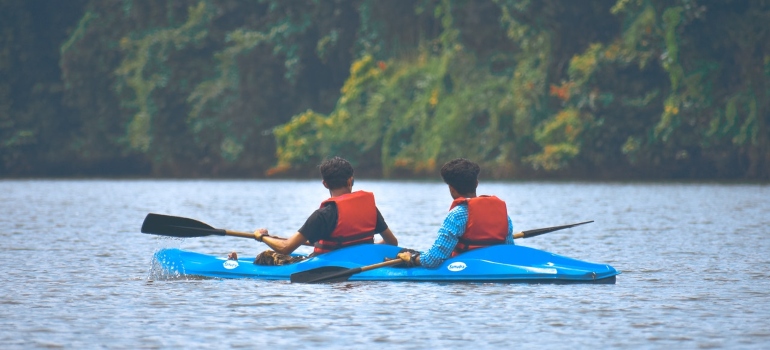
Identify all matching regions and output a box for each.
[512,220,593,239]
[360,258,404,272]
[223,230,260,239]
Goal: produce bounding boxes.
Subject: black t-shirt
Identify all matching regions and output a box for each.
[298,203,388,244]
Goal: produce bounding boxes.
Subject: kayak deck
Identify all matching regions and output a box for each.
[153,244,619,284]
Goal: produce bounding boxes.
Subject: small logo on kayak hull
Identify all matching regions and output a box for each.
[447,262,466,272]
[223,260,239,269]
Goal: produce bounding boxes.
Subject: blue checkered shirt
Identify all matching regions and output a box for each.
[419,204,514,268]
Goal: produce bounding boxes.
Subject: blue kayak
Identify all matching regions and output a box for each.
[153,244,619,283]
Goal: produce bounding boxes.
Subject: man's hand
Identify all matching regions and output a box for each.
[394,248,420,267]
[253,228,269,242]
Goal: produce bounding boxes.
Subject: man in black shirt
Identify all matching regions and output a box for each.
[229,157,398,266]
[295,201,390,246]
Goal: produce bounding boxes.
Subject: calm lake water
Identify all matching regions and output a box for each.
[1,179,769,349]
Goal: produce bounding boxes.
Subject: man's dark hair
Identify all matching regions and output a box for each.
[440,158,480,194]
[319,156,354,189]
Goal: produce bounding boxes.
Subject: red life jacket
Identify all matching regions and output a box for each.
[313,191,377,254]
[450,195,509,257]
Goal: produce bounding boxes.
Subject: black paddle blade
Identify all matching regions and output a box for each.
[521,220,594,239]
[141,213,226,238]
[290,266,359,284]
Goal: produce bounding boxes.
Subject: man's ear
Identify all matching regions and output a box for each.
[347,177,354,188]
[322,180,329,189]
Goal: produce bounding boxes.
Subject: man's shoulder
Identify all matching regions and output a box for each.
[445,204,469,222]
[312,203,337,218]
[300,203,337,241]
[448,204,469,214]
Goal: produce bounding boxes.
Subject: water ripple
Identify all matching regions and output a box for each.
[1,180,769,349]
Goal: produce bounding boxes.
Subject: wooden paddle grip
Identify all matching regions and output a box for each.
[224,230,258,239]
[360,258,404,272]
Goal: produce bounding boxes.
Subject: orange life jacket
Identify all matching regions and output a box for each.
[313,191,377,254]
[450,195,509,257]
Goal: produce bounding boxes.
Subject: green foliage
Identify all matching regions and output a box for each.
[188,23,294,123]
[3,0,769,179]
[275,50,514,175]
[497,0,551,136]
[526,108,589,170]
[274,2,518,177]
[61,11,98,57]
[260,0,770,176]
[115,1,212,151]
[1,0,90,175]
[709,92,759,146]
[53,0,361,176]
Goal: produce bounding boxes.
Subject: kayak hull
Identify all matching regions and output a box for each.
[153,244,619,284]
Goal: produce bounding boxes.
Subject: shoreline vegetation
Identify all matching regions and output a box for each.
[2,175,768,186]
[2,1,769,181]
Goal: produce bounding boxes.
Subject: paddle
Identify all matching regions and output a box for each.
[513,220,593,239]
[290,220,594,284]
[290,258,404,283]
[141,213,311,245]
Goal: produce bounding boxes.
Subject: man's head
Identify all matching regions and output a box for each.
[319,156,354,189]
[440,158,479,195]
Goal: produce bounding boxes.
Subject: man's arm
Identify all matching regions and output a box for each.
[257,229,309,255]
[372,208,397,245]
[376,227,398,246]
[413,206,468,268]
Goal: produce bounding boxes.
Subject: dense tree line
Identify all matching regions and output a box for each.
[1,0,768,179]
